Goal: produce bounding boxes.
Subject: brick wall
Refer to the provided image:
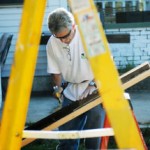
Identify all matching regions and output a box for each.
[105,26,150,69]
[105,24,150,91]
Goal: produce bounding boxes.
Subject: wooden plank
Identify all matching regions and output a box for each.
[122,70,150,90]
[120,61,150,84]
[22,95,102,147]
[24,92,100,131]
[22,61,150,147]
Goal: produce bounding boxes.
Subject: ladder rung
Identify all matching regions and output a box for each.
[23,128,114,139]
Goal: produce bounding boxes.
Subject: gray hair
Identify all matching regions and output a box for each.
[48,8,75,34]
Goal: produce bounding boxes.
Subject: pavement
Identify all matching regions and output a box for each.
[0,91,150,127]
[129,91,150,126]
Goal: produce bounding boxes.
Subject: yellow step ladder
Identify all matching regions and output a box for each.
[0,0,147,150]
[0,0,47,150]
[68,0,146,149]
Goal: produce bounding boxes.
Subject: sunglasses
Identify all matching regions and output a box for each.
[53,29,72,40]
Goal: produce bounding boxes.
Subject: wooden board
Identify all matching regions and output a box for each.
[22,62,150,147]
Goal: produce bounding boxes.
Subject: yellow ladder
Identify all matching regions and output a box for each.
[0,0,147,150]
[68,0,146,149]
[0,0,46,150]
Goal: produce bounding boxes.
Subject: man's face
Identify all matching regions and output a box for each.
[53,26,75,44]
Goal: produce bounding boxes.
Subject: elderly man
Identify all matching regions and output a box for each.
[46,8,104,150]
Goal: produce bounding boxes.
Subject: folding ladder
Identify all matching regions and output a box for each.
[0,0,148,150]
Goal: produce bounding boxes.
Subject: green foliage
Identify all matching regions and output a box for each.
[118,62,135,74]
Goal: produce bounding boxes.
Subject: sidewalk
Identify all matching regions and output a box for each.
[129,91,150,126]
[26,96,60,123]
[0,91,150,127]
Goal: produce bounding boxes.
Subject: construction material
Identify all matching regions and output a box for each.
[120,61,150,89]
[22,61,150,147]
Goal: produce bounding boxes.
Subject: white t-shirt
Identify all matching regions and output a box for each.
[46,27,94,101]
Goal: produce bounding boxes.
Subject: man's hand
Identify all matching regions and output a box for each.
[79,85,97,100]
[53,86,63,103]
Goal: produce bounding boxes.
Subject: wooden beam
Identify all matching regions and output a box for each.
[22,61,150,147]
[22,93,101,146]
[120,61,150,84]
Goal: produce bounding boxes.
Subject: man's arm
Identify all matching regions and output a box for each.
[52,74,62,87]
[52,74,63,103]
